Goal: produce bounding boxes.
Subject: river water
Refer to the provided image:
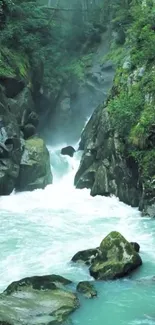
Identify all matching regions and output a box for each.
[0,147,155,325]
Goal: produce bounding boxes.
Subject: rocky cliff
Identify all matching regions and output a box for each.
[75,0,155,217]
[0,0,53,194]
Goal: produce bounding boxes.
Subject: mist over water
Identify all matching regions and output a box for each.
[0,146,155,324]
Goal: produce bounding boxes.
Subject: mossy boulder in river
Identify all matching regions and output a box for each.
[90,231,142,280]
[77,281,97,298]
[0,274,79,325]
[72,231,142,281]
[15,137,53,191]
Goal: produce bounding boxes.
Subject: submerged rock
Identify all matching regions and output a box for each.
[72,231,142,281]
[77,281,97,298]
[61,146,75,157]
[0,274,79,325]
[15,137,53,191]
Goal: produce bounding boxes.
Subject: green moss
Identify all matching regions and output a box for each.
[89,231,142,280]
[0,47,29,80]
[130,105,155,148]
[65,53,94,81]
[108,85,144,138]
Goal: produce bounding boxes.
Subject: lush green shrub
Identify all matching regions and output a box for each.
[108,86,144,138]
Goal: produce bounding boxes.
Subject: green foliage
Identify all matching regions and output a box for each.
[108,86,144,137]
[0,0,102,97]
[66,53,94,81]
[131,149,155,183]
[130,105,155,148]
[103,0,155,193]
[128,2,155,66]
[0,47,29,79]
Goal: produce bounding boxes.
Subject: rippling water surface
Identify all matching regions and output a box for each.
[0,148,155,325]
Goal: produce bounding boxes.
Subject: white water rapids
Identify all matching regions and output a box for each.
[0,146,155,325]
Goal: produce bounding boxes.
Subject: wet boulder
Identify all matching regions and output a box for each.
[72,232,142,281]
[77,281,97,298]
[61,146,75,157]
[72,248,99,265]
[0,274,79,325]
[89,231,142,280]
[15,137,53,191]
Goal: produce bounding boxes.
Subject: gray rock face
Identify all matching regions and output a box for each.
[15,137,53,192]
[9,87,35,125]
[0,83,40,195]
[0,275,79,325]
[72,231,142,281]
[0,89,22,195]
[74,105,142,207]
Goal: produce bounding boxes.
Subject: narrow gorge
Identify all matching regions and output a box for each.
[0,0,155,325]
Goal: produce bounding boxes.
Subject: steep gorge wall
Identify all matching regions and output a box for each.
[75,0,155,217]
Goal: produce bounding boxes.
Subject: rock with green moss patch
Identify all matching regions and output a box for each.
[15,137,52,191]
[89,231,142,280]
[0,274,79,325]
[76,281,97,298]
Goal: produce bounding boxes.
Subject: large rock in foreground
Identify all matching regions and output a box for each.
[0,275,79,325]
[72,231,142,280]
[16,137,53,191]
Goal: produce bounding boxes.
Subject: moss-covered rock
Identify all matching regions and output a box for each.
[15,137,53,191]
[89,231,142,280]
[5,275,72,294]
[72,232,142,281]
[76,281,97,298]
[0,274,79,325]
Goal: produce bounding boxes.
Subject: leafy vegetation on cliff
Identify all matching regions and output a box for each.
[107,0,155,196]
[0,0,102,101]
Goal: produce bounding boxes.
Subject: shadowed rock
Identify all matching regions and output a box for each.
[61,146,75,157]
[72,248,99,265]
[130,242,140,253]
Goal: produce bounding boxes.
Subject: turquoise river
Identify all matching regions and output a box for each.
[0,147,155,325]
